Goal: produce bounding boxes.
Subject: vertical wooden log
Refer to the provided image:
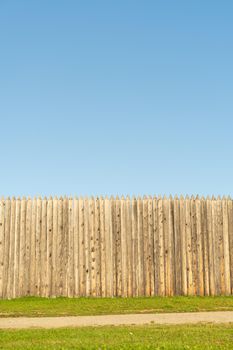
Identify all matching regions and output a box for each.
[158,196,165,296]
[41,197,47,297]
[201,196,209,296]
[126,195,132,297]
[105,196,113,296]
[212,196,220,294]
[0,197,5,298]
[137,196,144,296]
[174,195,181,295]
[148,196,154,296]
[2,198,10,298]
[52,196,58,297]
[68,197,74,297]
[30,197,37,296]
[143,196,150,296]
[35,197,42,296]
[73,197,79,296]
[84,197,90,296]
[207,196,215,295]
[168,195,175,296]
[13,197,21,298]
[7,197,15,298]
[57,197,63,296]
[215,197,223,294]
[227,197,233,294]
[120,196,127,297]
[110,196,115,296]
[78,197,85,296]
[180,195,187,295]
[46,197,53,297]
[24,197,32,296]
[115,196,121,296]
[222,197,231,295]
[196,196,204,295]
[95,197,101,296]
[190,196,197,295]
[163,196,169,296]
[152,196,159,296]
[89,197,96,296]
[63,197,69,296]
[132,196,138,296]
[217,197,224,295]
[110,196,117,296]
[185,196,193,295]
[19,197,26,297]
[99,196,106,296]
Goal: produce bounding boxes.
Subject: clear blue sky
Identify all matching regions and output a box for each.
[0,1,232,197]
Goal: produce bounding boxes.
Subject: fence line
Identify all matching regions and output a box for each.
[0,196,232,298]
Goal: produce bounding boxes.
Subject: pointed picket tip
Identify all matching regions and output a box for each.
[1,196,5,201]
[137,195,142,200]
[206,195,210,200]
[180,195,184,200]
[132,195,136,201]
[211,195,216,200]
[17,196,21,201]
[121,195,125,200]
[227,195,232,200]
[157,194,162,200]
[217,195,221,200]
[26,196,31,201]
[163,195,167,200]
[126,194,130,200]
[201,195,205,201]
[115,195,120,201]
[185,194,190,200]
[174,194,179,200]
[195,195,200,200]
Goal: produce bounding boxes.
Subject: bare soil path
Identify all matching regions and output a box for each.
[0,311,233,329]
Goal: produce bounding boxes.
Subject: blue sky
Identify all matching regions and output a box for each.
[0,1,232,197]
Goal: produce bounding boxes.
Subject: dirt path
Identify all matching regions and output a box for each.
[0,311,233,329]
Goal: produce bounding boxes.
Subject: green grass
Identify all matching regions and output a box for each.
[0,296,233,317]
[0,324,233,349]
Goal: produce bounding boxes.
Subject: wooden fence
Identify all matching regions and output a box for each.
[0,196,232,299]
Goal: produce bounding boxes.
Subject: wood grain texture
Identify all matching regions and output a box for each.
[0,196,232,298]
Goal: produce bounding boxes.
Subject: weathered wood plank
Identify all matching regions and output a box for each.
[158,196,165,296]
[52,197,58,297]
[180,195,187,295]
[173,195,181,295]
[196,196,204,296]
[137,196,144,296]
[99,196,106,296]
[7,198,15,298]
[0,198,5,298]
[222,197,231,295]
